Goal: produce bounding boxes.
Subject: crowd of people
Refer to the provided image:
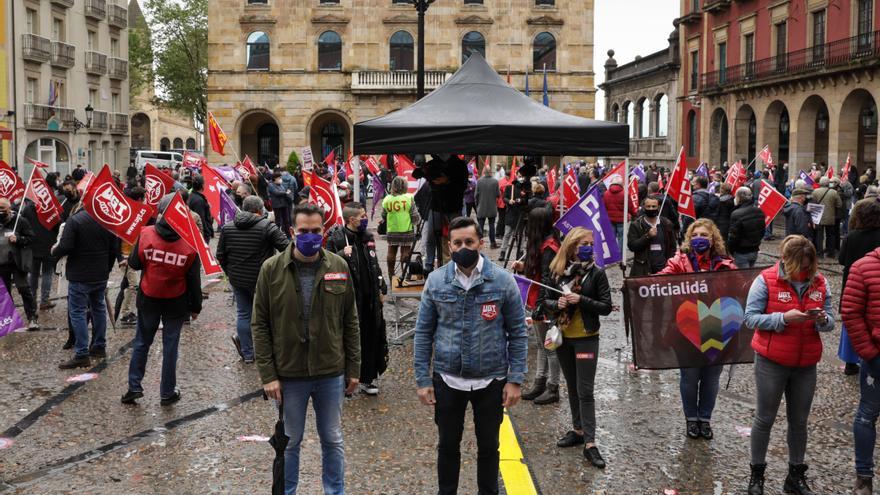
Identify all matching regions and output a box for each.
[5,152,880,494]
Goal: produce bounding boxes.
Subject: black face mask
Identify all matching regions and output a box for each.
[452,248,479,269]
[644,209,660,218]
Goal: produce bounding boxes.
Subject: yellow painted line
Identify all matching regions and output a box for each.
[498,410,538,495]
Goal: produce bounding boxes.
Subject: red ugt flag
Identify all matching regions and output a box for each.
[200,165,233,225]
[308,172,344,233]
[161,192,223,276]
[0,161,25,203]
[207,112,228,156]
[546,168,557,194]
[561,169,579,208]
[756,180,788,227]
[667,147,696,219]
[82,165,154,244]
[725,161,747,190]
[144,163,176,208]
[758,145,774,166]
[25,168,63,229]
[362,155,381,176]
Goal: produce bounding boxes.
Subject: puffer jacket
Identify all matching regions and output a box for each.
[658,251,737,274]
[842,248,880,360]
[727,200,766,254]
[602,184,633,223]
[216,211,289,290]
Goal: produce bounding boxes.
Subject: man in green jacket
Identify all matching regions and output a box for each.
[253,202,360,494]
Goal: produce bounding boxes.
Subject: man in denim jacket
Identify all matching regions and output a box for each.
[414,216,528,495]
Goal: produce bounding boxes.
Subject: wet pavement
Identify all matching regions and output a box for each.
[0,231,864,494]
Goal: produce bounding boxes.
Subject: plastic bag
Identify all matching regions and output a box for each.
[544,325,562,351]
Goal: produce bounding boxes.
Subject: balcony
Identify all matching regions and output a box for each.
[108,4,127,28]
[678,11,702,25]
[701,30,880,93]
[109,113,128,134]
[24,104,75,130]
[84,0,107,21]
[91,111,108,132]
[21,34,51,64]
[50,41,76,69]
[50,0,75,8]
[702,0,731,13]
[108,57,128,80]
[351,71,452,94]
[630,137,671,157]
[84,51,107,76]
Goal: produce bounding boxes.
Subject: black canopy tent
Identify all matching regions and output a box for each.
[353,53,629,157]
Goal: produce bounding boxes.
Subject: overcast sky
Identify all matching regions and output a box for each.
[593,0,680,120]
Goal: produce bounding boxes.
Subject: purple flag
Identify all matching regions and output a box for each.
[216,166,242,184]
[0,279,25,337]
[798,170,815,186]
[218,190,238,226]
[695,163,709,178]
[513,274,535,306]
[370,174,386,220]
[631,163,646,183]
[554,186,622,267]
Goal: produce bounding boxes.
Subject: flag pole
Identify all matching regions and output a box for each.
[12,166,38,234]
[658,146,683,217]
[620,158,629,331]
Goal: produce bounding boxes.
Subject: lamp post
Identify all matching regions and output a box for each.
[412,0,435,100]
[73,104,94,134]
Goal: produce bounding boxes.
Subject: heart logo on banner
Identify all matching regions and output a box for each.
[675,297,745,362]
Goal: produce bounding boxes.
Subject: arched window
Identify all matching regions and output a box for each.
[623,101,634,138]
[173,137,183,149]
[185,138,197,150]
[533,32,556,71]
[687,110,698,157]
[160,137,170,151]
[390,31,414,71]
[640,99,650,137]
[610,104,619,122]
[318,31,342,71]
[462,31,485,63]
[655,94,668,137]
[246,31,270,71]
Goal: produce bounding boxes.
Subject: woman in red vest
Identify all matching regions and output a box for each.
[513,207,560,405]
[743,235,834,495]
[659,218,736,441]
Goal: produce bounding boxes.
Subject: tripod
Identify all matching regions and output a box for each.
[500,213,527,268]
[396,219,426,288]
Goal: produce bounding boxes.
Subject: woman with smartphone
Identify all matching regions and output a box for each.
[743,234,835,495]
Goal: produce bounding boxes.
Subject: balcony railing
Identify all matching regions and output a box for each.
[108,57,128,79]
[50,0,75,8]
[50,41,76,69]
[108,4,127,28]
[91,111,108,132]
[109,113,129,134]
[85,51,108,76]
[701,30,880,92]
[21,34,51,63]
[630,137,671,156]
[24,104,75,129]
[351,71,452,92]
[84,0,107,20]
[702,0,731,13]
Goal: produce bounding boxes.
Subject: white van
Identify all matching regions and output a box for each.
[134,150,183,171]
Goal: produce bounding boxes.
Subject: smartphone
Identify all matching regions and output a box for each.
[806,308,823,317]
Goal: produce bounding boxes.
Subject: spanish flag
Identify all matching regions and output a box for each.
[207,112,228,156]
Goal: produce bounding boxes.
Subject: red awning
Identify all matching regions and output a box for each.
[0,127,12,141]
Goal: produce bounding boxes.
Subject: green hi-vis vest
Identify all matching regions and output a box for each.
[382,194,414,233]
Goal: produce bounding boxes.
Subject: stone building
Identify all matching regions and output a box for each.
[1,0,12,164]
[207,0,596,167]
[127,0,201,155]
[599,27,680,169]
[677,0,879,175]
[10,0,130,176]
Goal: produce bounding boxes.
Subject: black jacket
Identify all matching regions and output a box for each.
[0,213,33,273]
[784,202,814,239]
[537,262,612,334]
[693,189,720,223]
[19,200,58,259]
[716,194,735,241]
[627,215,677,277]
[504,180,530,227]
[649,193,680,235]
[839,228,880,297]
[51,210,120,283]
[129,219,203,319]
[727,200,765,254]
[216,211,289,290]
[187,191,213,240]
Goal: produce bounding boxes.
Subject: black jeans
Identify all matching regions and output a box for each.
[0,264,36,319]
[433,374,504,495]
[557,336,600,443]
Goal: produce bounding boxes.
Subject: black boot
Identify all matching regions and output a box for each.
[748,463,766,495]
[783,464,815,495]
[522,377,546,401]
[845,363,861,376]
[534,384,559,405]
[854,475,873,495]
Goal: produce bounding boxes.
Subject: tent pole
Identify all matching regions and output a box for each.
[620,157,629,331]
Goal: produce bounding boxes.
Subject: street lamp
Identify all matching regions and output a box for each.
[73,104,94,133]
[411,0,436,100]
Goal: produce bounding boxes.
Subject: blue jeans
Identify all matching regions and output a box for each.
[477,217,496,244]
[854,358,880,477]
[29,256,55,304]
[613,222,624,251]
[733,251,758,269]
[281,375,346,494]
[69,281,108,358]
[127,310,185,398]
[679,365,724,421]
[232,286,255,360]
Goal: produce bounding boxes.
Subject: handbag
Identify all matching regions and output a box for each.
[543,325,563,351]
[377,220,387,235]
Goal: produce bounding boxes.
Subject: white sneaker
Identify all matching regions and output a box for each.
[360,382,379,396]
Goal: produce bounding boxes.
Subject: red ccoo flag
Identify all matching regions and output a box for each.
[0,161,25,203]
[758,145,773,166]
[666,147,696,219]
[161,192,223,276]
[561,169,579,208]
[240,155,258,176]
[26,157,49,169]
[362,155,381,176]
[343,151,354,178]
[307,171,344,233]
[82,165,154,244]
[394,155,420,194]
[627,176,640,215]
[725,161,747,190]
[547,168,557,194]
[756,180,788,227]
[601,161,626,190]
[25,167,63,229]
[207,112,228,156]
[143,163,176,208]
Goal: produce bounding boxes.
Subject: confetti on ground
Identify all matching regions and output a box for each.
[236,435,270,442]
[664,489,679,495]
[65,373,98,383]
[735,426,752,437]
[0,437,14,449]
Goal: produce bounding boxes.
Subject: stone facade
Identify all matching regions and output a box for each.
[207,0,595,167]
[676,0,879,176]
[599,28,680,169]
